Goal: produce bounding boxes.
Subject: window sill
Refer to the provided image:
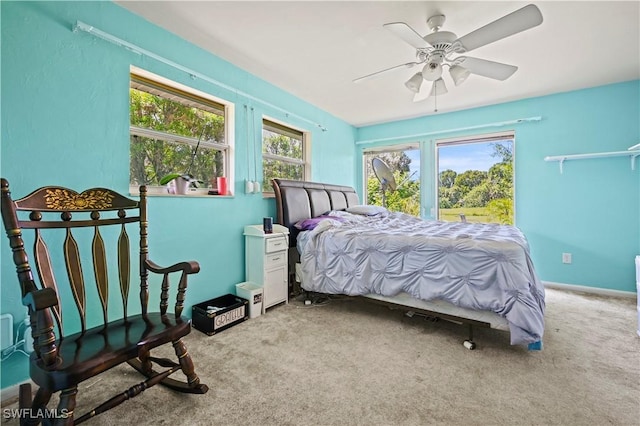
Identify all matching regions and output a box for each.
[129,187,233,198]
[144,193,233,198]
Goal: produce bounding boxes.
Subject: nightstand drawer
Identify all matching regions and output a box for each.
[265,252,286,267]
[265,237,287,253]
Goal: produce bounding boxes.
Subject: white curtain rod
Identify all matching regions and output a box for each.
[73,21,328,132]
[355,116,542,145]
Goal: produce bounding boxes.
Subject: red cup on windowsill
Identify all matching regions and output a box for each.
[217,177,228,195]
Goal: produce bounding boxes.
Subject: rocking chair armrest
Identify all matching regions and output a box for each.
[145,259,200,275]
[22,288,58,311]
[21,288,59,367]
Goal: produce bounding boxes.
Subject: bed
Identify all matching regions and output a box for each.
[272,178,545,350]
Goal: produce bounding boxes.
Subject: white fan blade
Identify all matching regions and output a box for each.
[353,62,421,83]
[384,22,429,49]
[458,57,518,80]
[455,4,543,53]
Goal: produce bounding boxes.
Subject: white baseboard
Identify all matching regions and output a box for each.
[543,281,636,299]
[1,380,35,407]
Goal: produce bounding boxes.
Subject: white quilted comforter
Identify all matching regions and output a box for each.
[298,210,545,345]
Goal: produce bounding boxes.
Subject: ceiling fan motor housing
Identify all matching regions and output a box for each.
[428,52,445,65]
[423,30,457,47]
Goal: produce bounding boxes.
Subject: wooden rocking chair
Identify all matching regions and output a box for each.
[0,179,208,425]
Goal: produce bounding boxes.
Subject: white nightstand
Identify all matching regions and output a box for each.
[244,224,289,313]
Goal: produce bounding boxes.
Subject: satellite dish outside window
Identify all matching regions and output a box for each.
[372,158,397,208]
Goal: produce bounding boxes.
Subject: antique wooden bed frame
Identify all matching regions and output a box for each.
[271,178,515,350]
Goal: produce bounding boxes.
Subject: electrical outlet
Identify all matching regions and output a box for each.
[562,253,572,264]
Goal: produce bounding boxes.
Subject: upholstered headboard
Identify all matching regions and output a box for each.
[272,178,360,247]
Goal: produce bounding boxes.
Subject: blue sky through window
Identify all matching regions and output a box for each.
[438,141,512,173]
[406,149,420,180]
[399,140,512,179]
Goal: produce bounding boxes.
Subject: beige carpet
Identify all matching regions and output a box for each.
[3,288,639,425]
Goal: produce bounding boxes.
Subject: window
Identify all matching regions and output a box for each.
[129,69,232,194]
[436,132,514,224]
[363,144,421,216]
[262,119,309,193]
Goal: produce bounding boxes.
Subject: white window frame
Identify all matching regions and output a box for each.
[435,130,516,223]
[261,116,311,195]
[129,66,235,196]
[362,143,420,206]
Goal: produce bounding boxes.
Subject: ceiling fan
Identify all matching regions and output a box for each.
[354,4,543,104]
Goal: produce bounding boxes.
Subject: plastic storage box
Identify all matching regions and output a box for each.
[192,294,248,335]
[236,282,264,319]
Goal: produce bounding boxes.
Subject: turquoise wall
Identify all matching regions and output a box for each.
[357,80,640,294]
[0,1,356,388]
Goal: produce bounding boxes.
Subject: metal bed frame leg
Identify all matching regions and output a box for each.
[463,324,476,350]
[403,309,479,350]
[303,290,312,306]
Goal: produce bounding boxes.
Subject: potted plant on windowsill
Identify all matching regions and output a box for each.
[159,124,210,195]
[159,173,200,195]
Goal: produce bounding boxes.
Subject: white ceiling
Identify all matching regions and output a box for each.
[118,1,640,127]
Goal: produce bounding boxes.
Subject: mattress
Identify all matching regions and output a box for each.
[295,254,509,330]
[296,210,544,345]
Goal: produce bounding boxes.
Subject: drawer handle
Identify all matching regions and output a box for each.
[272,257,280,261]
[273,242,282,246]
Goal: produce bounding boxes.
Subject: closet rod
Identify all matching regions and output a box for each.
[73,21,328,132]
[544,149,640,174]
[355,116,542,145]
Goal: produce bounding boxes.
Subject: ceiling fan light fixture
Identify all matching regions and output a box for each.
[429,78,448,97]
[404,72,423,93]
[422,62,442,81]
[449,65,471,86]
